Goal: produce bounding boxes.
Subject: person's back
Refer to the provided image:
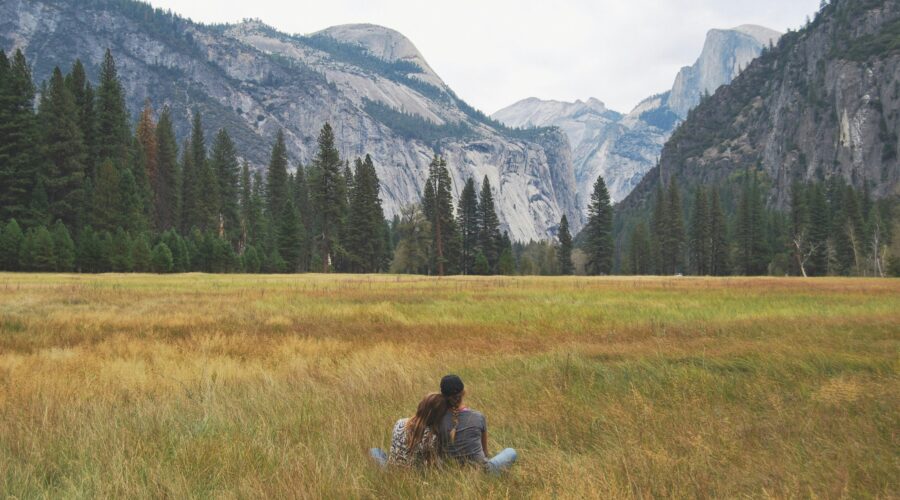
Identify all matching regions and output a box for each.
[437,374,517,473]
[439,408,487,464]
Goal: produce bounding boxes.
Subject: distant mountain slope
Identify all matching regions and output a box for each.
[617,0,900,220]
[0,0,580,241]
[494,25,779,205]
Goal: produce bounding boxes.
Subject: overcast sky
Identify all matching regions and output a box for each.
[145,0,821,114]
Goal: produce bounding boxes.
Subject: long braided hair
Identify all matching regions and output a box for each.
[406,393,447,458]
[444,392,464,444]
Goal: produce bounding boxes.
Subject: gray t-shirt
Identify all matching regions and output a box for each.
[439,409,487,464]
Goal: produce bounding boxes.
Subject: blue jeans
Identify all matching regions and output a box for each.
[369,447,388,468]
[486,448,517,473]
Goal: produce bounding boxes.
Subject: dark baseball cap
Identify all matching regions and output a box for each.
[440,374,465,396]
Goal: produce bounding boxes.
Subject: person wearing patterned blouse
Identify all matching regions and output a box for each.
[370,393,447,467]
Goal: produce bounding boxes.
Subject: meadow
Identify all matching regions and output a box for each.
[0,273,897,498]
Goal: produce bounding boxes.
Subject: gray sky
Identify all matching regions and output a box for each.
[146,0,821,114]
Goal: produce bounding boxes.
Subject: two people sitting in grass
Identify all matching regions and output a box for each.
[369,374,518,473]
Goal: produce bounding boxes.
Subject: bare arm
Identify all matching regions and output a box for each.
[481,430,489,457]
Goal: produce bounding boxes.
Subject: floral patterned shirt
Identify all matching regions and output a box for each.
[387,418,437,467]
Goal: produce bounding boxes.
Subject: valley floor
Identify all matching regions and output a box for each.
[0,274,897,498]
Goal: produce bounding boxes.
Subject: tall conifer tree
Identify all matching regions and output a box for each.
[557,215,574,275]
[38,67,86,229]
[585,175,614,275]
[478,176,502,273]
[457,177,479,274]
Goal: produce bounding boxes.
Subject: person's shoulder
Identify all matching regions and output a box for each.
[466,409,486,421]
[394,418,409,431]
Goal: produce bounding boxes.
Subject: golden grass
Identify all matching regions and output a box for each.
[0,273,898,498]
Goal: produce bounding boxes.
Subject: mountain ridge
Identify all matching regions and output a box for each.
[0,0,580,241]
[493,25,780,206]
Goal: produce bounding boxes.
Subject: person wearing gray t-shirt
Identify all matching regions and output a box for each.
[438,374,517,473]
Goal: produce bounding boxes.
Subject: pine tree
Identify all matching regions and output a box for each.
[423,155,459,276]
[477,176,502,273]
[119,166,147,233]
[239,161,252,250]
[346,155,386,272]
[277,197,304,272]
[130,233,152,272]
[108,229,132,272]
[134,101,158,224]
[293,163,312,270]
[179,138,195,233]
[557,215,574,275]
[664,177,686,274]
[151,242,174,273]
[689,188,711,275]
[210,128,241,246]
[585,175,614,275]
[95,50,131,166]
[66,59,97,180]
[90,160,122,233]
[76,227,104,273]
[708,190,730,276]
[0,219,24,271]
[650,182,667,274]
[390,205,432,274]
[0,50,39,224]
[25,226,56,272]
[309,124,346,272]
[457,177,479,274]
[154,106,179,231]
[38,67,87,230]
[807,183,829,276]
[266,129,290,227]
[242,245,261,273]
[735,173,769,275]
[51,221,76,272]
[190,111,219,232]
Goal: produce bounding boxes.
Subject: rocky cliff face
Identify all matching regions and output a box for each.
[493,25,779,207]
[618,0,900,217]
[0,0,581,241]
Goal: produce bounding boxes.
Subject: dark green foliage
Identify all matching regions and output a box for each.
[89,160,122,233]
[109,228,133,272]
[309,124,346,272]
[457,177,480,275]
[265,130,290,228]
[477,177,502,274]
[585,175,614,275]
[277,197,305,272]
[77,227,106,273]
[390,205,432,275]
[735,172,769,275]
[689,188,711,275]
[151,242,174,273]
[131,234,153,272]
[95,50,131,166]
[39,67,86,229]
[154,107,179,231]
[51,221,76,272]
[0,219,24,270]
[557,215,574,275]
[22,226,56,272]
[0,50,39,224]
[363,99,472,144]
[346,155,386,273]
[709,191,730,276]
[210,129,241,246]
[423,155,460,276]
[242,245,261,273]
[627,221,652,275]
[473,251,490,275]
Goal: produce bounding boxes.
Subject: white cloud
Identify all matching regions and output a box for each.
[145,0,821,113]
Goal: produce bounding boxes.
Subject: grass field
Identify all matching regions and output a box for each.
[0,273,897,498]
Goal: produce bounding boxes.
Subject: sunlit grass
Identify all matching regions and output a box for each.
[0,273,897,497]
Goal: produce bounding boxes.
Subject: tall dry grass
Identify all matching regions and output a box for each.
[0,274,897,498]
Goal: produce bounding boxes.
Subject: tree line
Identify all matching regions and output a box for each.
[620,170,900,277]
[0,49,390,273]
